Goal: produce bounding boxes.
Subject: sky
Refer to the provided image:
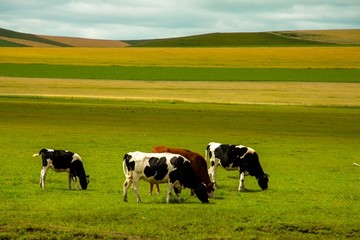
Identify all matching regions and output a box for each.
[1,0,359,40]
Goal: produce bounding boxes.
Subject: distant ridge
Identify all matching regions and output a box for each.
[37,35,129,47]
[0,28,70,47]
[1,27,359,47]
[0,28,128,47]
[125,30,360,47]
[271,29,360,45]
[124,32,330,47]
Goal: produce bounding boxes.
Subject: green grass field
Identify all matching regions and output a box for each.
[1,63,360,82]
[1,36,360,239]
[0,96,359,239]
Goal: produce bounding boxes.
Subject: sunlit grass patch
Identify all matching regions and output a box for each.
[1,47,359,68]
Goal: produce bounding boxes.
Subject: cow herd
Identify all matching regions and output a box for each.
[33,142,269,203]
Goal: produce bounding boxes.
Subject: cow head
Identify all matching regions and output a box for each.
[194,183,209,203]
[71,160,89,190]
[206,182,215,198]
[257,174,268,190]
[80,175,90,190]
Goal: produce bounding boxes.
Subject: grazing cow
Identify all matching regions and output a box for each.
[33,148,89,190]
[150,146,215,198]
[123,151,209,203]
[206,142,268,191]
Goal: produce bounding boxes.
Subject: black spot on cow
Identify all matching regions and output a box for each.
[144,157,168,181]
[124,154,135,171]
[214,145,237,168]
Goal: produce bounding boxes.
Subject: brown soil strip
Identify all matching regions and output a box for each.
[0,36,59,47]
[37,35,130,47]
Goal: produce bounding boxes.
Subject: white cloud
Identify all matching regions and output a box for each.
[0,0,359,39]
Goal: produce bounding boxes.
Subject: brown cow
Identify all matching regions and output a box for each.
[150,146,215,198]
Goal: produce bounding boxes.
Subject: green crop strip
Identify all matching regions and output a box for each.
[1,63,359,82]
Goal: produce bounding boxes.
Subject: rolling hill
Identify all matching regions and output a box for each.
[0,27,359,47]
[0,28,129,47]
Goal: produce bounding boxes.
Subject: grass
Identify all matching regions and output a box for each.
[1,63,360,82]
[0,96,359,239]
[1,43,359,239]
[0,40,26,47]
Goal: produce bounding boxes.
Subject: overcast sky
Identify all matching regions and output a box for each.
[1,0,359,40]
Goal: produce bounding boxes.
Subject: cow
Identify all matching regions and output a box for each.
[149,146,215,198]
[206,142,268,191]
[123,151,209,203]
[33,148,89,190]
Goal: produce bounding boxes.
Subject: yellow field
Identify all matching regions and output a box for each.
[1,47,359,68]
[1,77,359,106]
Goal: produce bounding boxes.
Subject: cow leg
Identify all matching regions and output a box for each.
[155,184,160,195]
[132,180,141,203]
[148,183,153,195]
[68,174,72,190]
[208,159,219,188]
[166,183,174,203]
[69,174,78,190]
[148,183,160,195]
[73,176,79,190]
[39,167,48,189]
[238,171,245,191]
[123,176,132,202]
[175,182,182,202]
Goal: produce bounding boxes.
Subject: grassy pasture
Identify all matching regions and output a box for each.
[1,64,360,82]
[0,96,359,239]
[1,47,360,68]
[0,40,26,47]
[0,44,359,239]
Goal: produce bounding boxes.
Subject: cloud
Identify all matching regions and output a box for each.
[0,0,359,39]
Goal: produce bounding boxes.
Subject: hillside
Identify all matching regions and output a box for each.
[0,27,359,47]
[0,28,128,47]
[126,30,360,47]
[272,29,360,44]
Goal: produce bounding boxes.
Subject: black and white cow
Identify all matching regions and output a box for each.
[123,151,209,203]
[206,142,268,191]
[33,148,89,190]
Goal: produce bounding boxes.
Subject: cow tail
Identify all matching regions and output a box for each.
[33,148,47,158]
[205,146,209,162]
[122,156,133,184]
[122,159,128,176]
